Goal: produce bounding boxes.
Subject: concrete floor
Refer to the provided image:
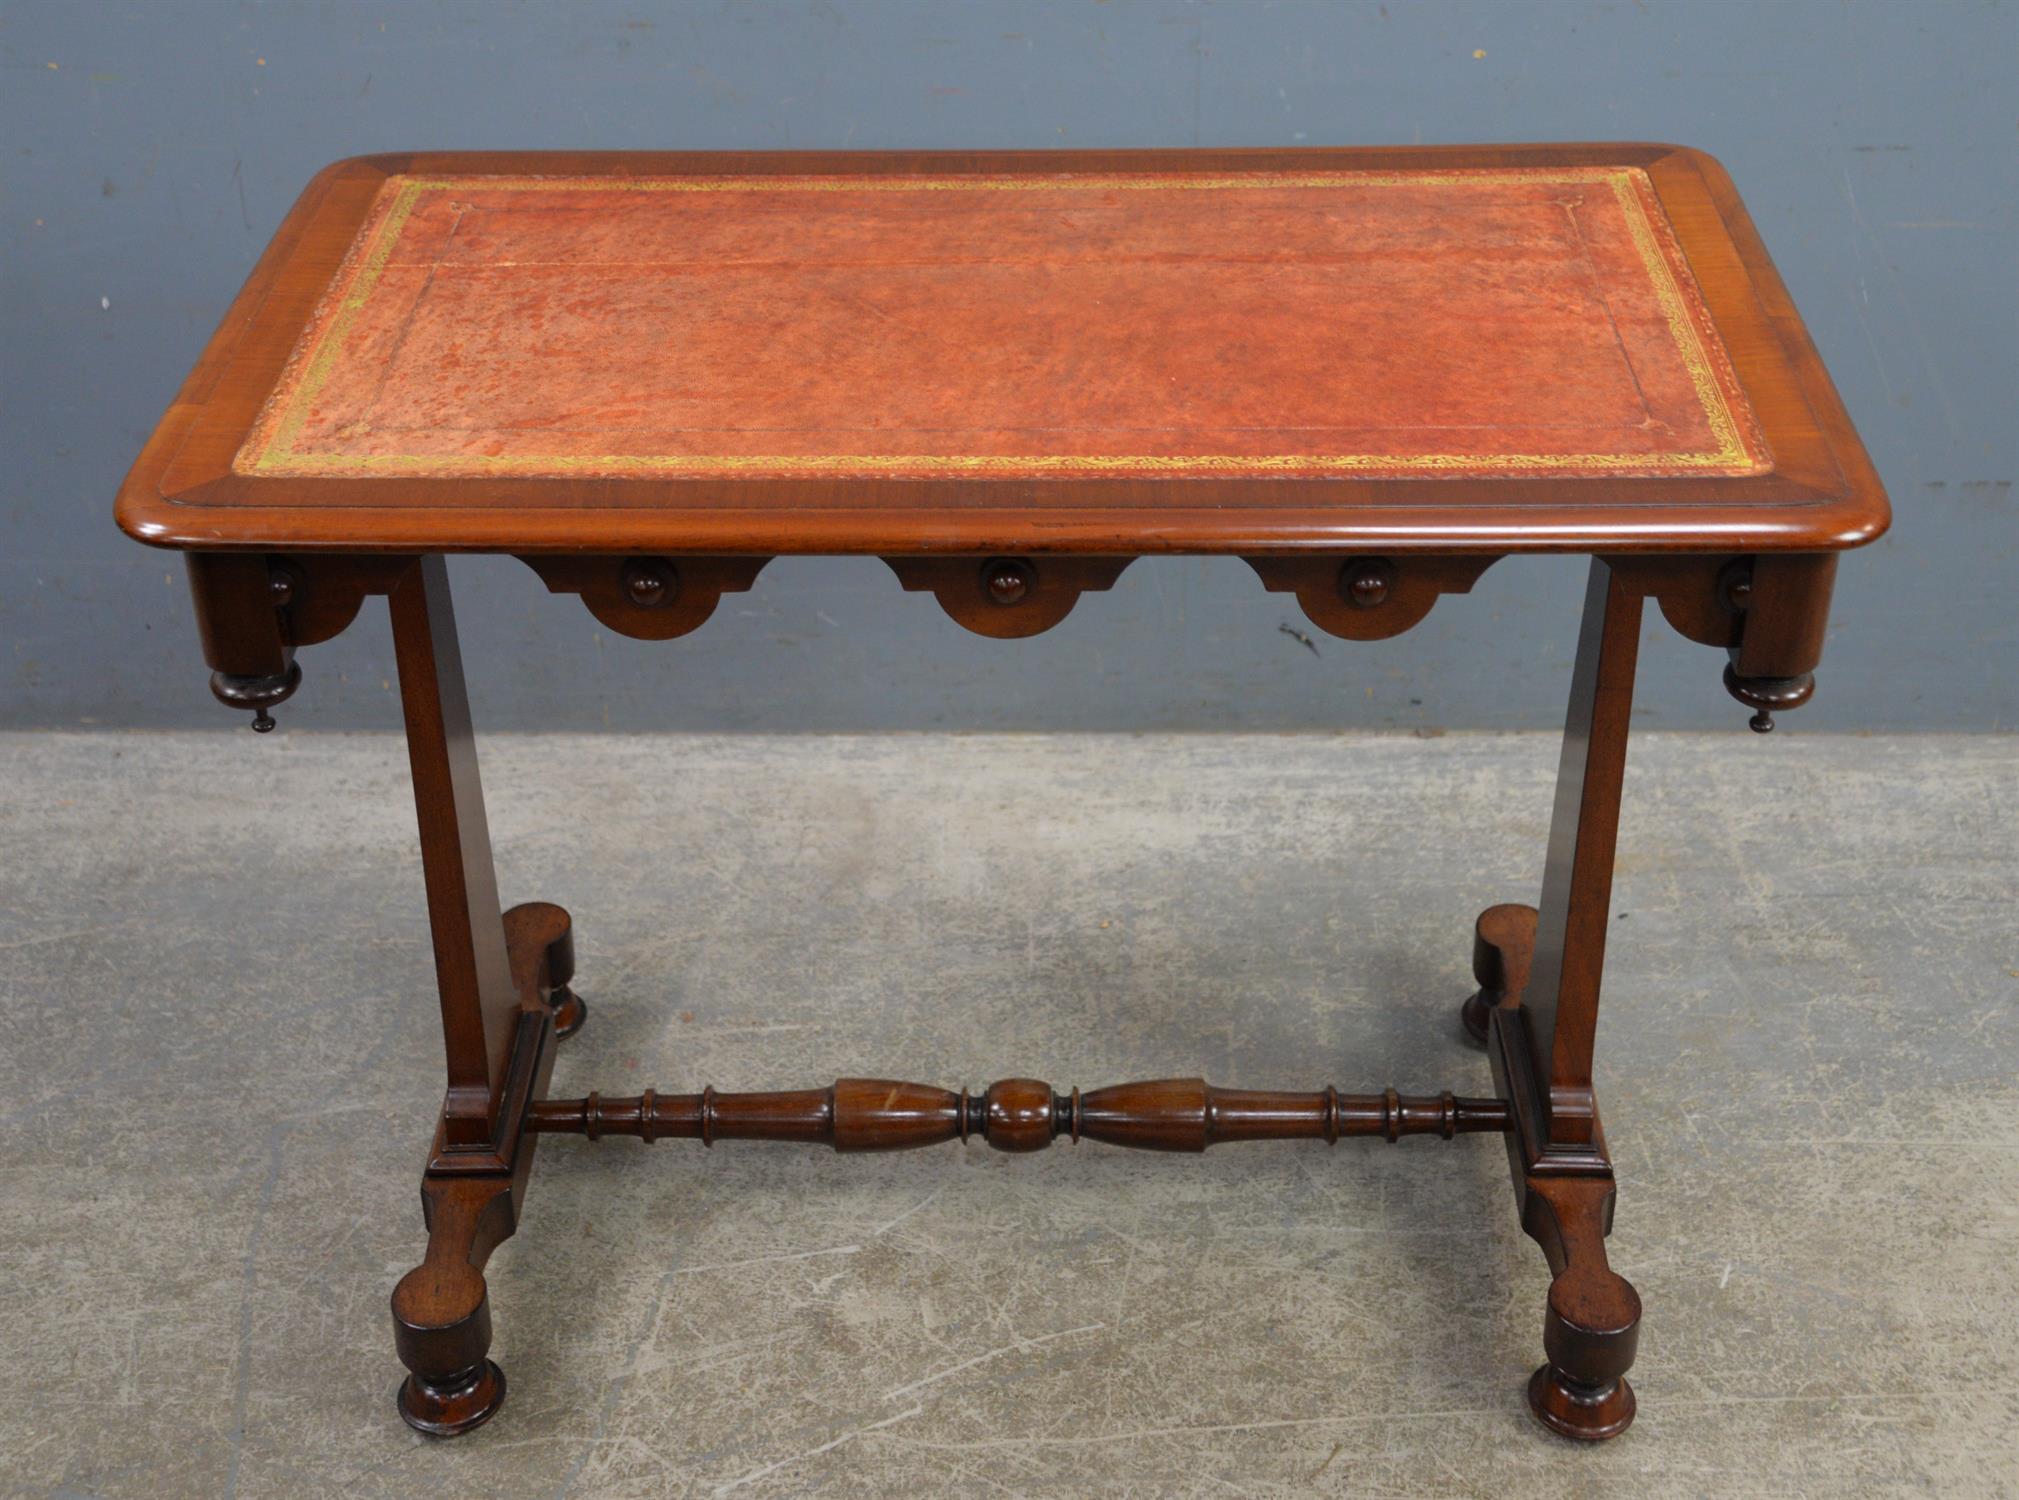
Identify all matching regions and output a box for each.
[1,730,2014,1499]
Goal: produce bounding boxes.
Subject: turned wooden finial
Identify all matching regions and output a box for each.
[1713,556,1835,732]
[190,559,309,731]
[1722,661,1814,734]
[209,660,302,733]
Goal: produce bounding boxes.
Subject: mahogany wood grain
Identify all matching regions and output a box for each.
[1460,902,1539,1044]
[391,897,574,1433]
[111,142,1895,1445]
[518,555,771,641]
[1473,902,1642,1438]
[1524,1176,1642,1441]
[185,553,290,676]
[391,1176,516,1436]
[1246,555,1501,641]
[1524,560,1640,1161]
[279,554,413,648]
[115,145,1890,559]
[527,1078,1511,1150]
[389,557,519,1146]
[514,900,586,1040]
[1725,552,1838,727]
[883,556,1135,638]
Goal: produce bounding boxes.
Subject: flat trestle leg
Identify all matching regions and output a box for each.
[1475,559,1646,1439]
[385,556,579,1437]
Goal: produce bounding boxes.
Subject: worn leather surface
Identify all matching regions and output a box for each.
[236,168,1768,482]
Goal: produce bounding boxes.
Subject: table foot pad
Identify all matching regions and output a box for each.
[1529,1362,1636,1441]
[397,1359,507,1439]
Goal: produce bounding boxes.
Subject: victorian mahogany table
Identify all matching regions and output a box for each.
[116,146,1887,1441]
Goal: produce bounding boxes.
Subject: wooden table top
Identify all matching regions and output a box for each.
[116,146,1888,557]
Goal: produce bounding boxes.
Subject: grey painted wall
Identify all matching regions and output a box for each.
[4,0,2013,733]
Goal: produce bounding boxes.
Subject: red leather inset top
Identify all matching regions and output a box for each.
[235,168,1768,482]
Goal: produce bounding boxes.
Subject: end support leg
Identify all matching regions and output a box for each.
[1483,560,1644,1438]
[392,1176,517,1437]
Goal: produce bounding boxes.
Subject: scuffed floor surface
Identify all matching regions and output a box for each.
[2,730,2014,1499]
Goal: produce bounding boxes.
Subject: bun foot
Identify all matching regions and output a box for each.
[550,984,588,1040]
[502,902,585,1039]
[1517,1177,1642,1440]
[391,1177,517,1439]
[1462,903,1536,1046]
[397,1359,506,1437]
[1527,1363,1635,1441]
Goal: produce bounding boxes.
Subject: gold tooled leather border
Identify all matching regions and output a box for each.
[237,168,1768,481]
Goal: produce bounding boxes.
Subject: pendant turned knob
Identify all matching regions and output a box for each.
[1722,662,1813,735]
[1338,557,1394,609]
[209,660,302,734]
[982,557,1034,606]
[1716,560,1753,613]
[267,563,302,608]
[621,557,680,608]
